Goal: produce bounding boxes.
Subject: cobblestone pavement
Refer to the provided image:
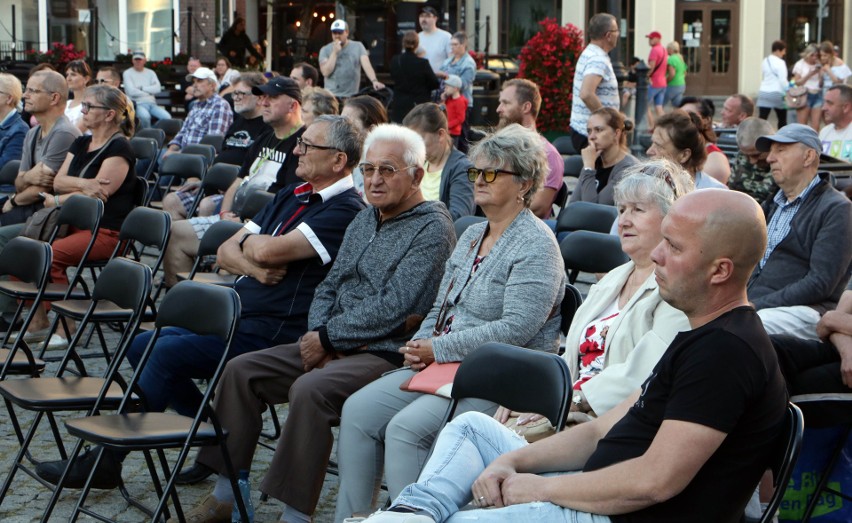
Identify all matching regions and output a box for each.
[0,254,592,522]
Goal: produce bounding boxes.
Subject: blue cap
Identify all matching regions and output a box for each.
[755,123,822,153]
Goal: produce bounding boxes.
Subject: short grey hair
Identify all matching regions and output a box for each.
[303,86,339,117]
[613,158,694,215]
[588,13,616,41]
[468,123,547,207]
[315,115,363,170]
[736,117,775,148]
[362,123,427,176]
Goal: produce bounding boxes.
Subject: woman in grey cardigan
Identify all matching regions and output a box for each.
[335,124,565,522]
[570,107,638,206]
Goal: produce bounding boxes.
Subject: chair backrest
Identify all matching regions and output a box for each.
[556,201,618,234]
[181,143,216,169]
[560,283,584,336]
[0,236,53,285]
[760,402,804,523]
[453,215,486,240]
[153,118,183,141]
[552,136,577,156]
[449,342,572,430]
[134,128,166,148]
[129,136,159,182]
[560,230,629,284]
[55,194,104,235]
[563,155,584,178]
[202,163,240,195]
[119,206,171,252]
[0,160,21,185]
[155,280,241,339]
[198,220,243,258]
[553,181,569,210]
[159,153,206,184]
[199,134,225,153]
[238,190,274,221]
[91,257,153,314]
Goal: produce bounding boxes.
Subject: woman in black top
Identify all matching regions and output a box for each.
[21,85,137,348]
[218,17,264,68]
[390,31,440,123]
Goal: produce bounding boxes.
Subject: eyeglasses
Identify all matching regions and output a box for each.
[81,102,111,113]
[295,137,339,155]
[467,167,519,183]
[359,162,417,179]
[95,78,113,84]
[24,87,55,96]
[232,90,253,99]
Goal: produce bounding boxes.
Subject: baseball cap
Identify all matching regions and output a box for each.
[444,75,462,89]
[186,67,217,84]
[331,20,348,32]
[252,76,303,104]
[645,31,662,39]
[755,123,823,153]
[421,6,439,17]
[132,50,146,60]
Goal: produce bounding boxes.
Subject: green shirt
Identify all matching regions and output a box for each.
[667,54,687,87]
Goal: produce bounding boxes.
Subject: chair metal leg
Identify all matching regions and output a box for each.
[0,410,46,506]
[802,424,852,522]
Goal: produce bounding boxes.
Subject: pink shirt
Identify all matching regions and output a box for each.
[541,136,565,219]
[648,44,668,88]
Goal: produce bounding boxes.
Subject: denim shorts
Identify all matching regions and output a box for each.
[648,86,666,106]
[807,91,823,108]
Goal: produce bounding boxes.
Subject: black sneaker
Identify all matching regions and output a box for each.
[35,446,122,489]
[175,462,215,485]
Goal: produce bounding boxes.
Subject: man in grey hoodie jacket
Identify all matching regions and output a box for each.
[181,124,456,523]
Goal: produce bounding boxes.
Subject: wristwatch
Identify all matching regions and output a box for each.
[238,232,254,251]
[8,194,17,208]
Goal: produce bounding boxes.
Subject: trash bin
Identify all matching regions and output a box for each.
[471,70,501,127]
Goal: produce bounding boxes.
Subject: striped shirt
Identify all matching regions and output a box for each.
[169,94,233,150]
[570,43,620,137]
[760,174,821,268]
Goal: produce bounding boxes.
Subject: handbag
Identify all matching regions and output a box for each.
[399,362,461,399]
[21,206,65,242]
[786,85,808,109]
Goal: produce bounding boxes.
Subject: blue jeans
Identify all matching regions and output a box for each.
[126,318,286,416]
[135,101,172,129]
[648,86,666,107]
[393,412,612,523]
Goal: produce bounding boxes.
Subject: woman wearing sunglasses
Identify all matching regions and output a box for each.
[335,123,565,522]
[15,85,137,350]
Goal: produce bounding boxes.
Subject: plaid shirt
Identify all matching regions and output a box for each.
[169,94,233,149]
[760,174,821,268]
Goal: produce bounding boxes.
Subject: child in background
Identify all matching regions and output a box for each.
[442,74,467,148]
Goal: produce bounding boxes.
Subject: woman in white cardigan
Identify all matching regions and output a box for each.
[499,158,694,435]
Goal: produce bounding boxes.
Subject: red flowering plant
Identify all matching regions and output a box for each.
[148,57,174,82]
[517,18,585,133]
[26,42,86,71]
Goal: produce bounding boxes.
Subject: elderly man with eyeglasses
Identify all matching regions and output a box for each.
[169,123,455,523]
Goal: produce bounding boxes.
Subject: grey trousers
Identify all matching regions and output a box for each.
[196,342,396,515]
[334,367,497,523]
[0,223,25,314]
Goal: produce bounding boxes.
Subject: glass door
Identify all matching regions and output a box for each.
[676,2,739,96]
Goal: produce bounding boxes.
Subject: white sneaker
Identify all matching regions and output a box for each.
[359,510,435,523]
[42,334,68,351]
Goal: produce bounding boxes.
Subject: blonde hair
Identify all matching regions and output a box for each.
[666,41,680,54]
[0,73,23,106]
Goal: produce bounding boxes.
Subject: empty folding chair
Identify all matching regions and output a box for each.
[62,280,247,523]
[134,128,166,148]
[560,230,629,284]
[152,118,183,142]
[0,258,152,517]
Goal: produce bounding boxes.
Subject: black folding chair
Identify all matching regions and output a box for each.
[199,134,225,153]
[134,128,166,148]
[0,159,20,193]
[560,230,629,284]
[561,283,583,336]
[129,136,159,183]
[563,155,584,178]
[181,143,216,169]
[453,216,486,240]
[757,402,804,523]
[63,280,247,523]
[175,220,243,287]
[0,258,152,518]
[0,237,53,381]
[556,201,619,236]
[552,135,577,156]
[153,118,183,143]
[150,153,207,209]
[185,163,240,219]
[238,190,274,222]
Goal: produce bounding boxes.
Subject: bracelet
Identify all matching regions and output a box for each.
[54,195,60,207]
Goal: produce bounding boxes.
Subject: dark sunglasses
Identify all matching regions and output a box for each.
[467,167,519,183]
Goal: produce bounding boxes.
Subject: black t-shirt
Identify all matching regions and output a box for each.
[594,157,615,194]
[214,114,270,167]
[67,135,137,231]
[584,307,787,523]
[237,127,305,195]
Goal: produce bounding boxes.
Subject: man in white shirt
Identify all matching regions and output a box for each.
[122,51,172,128]
[819,84,852,161]
[417,6,452,73]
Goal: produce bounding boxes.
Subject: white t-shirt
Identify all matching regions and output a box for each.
[820,123,852,161]
[793,59,821,92]
[65,101,84,129]
[759,55,788,94]
[418,29,452,72]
